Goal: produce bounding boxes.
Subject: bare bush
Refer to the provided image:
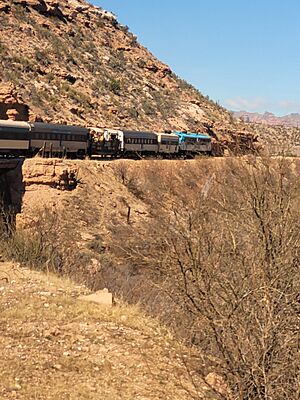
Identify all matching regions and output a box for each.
[0,207,62,273]
[120,157,300,399]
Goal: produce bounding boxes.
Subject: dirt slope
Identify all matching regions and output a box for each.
[0,0,259,153]
[0,262,207,400]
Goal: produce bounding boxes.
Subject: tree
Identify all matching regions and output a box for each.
[145,157,300,399]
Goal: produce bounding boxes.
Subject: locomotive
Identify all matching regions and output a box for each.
[0,120,212,159]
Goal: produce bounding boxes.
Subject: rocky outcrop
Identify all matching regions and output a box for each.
[22,159,79,189]
[0,83,35,121]
[0,0,10,13]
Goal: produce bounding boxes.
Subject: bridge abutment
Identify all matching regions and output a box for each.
[0,158,24,231]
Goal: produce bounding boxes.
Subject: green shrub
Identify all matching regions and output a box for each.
[109,79,121,95]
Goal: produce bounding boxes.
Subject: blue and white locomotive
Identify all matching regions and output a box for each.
[173,131,212,156]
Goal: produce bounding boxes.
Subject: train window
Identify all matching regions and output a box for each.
[161,140,175,145]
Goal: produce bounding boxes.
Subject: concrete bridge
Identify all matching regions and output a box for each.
[0,158,24,230]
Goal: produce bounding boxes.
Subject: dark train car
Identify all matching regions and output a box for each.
[123,130,158,155]
[0,120,30,157]
[29,122,90,158]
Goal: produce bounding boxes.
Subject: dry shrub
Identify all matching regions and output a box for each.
[149,157,300,399]
[112,161,144,199]
[0,207,63,273]
[109,157,300,399]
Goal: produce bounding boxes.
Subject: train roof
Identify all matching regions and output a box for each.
[30,122,89,135]
[173,131,211,139]
[122,130,157,139]
[0,120,30,130]
[157,133,179,141]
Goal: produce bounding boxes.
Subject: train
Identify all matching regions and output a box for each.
[0,120,212,159]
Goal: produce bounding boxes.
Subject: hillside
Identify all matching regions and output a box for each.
[0,0,259,154]
[1,156,299,398]
[246,123,300,156]
[0,261,210,400]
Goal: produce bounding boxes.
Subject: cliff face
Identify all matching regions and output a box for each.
[0,0,259,153]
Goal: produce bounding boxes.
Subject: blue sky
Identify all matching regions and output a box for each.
[93,0,300,115]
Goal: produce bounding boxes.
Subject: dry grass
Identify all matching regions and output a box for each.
[0,262,214,400]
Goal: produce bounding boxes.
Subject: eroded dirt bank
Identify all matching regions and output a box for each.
[20,156,300,291]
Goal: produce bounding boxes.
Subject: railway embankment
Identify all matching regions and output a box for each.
[19,156,300,286]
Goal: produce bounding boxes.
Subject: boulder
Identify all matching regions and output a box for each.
[79,289,113,306]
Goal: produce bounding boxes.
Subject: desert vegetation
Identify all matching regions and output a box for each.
[107,157,300,399]
[2,157,300,399]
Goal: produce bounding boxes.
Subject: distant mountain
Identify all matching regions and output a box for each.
[233,111,300,128]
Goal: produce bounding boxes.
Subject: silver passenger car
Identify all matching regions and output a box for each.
[123,130,158,155]
[157,133,179,155]
[30,122,89,157]
[0,120,30,156]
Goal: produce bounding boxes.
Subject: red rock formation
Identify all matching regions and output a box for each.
[0,83,36,121]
